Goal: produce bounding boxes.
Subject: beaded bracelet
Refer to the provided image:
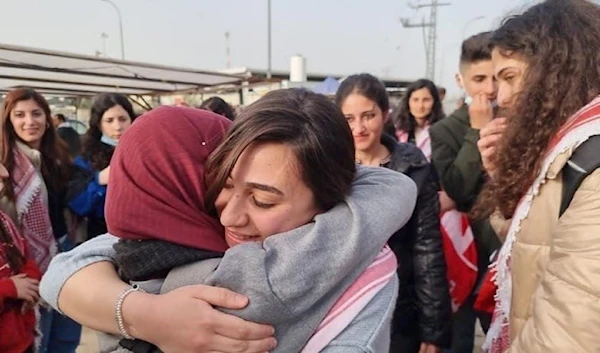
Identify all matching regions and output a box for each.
[115,284,144,340]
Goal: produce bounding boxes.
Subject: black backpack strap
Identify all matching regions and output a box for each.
[560,135,600,217]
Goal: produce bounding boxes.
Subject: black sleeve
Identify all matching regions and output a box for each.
[412,163,453,347]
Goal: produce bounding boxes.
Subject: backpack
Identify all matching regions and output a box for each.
[560,135,600,217]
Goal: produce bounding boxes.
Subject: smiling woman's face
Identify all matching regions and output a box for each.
[215,142,320,247]
[9,99,47,150]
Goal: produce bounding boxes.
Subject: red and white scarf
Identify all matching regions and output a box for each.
[441,210,478,312]
[484,96,600,352]
[301,246,397,352]
[12,146,57,273]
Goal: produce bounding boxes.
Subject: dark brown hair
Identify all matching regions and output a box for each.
[82,93,136,171]
[335,73,390,114]
[205,89,356,211]
[54,113,67,123]
[0,220,24,273]
[460,31,493,67]
[394,79,445,133]
[474,0,600,219]
[0,88,71,201]
[200,97,236,121]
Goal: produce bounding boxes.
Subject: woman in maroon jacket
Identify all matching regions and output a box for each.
[0,162,42,353]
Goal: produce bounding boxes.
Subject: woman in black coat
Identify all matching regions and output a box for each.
[336,74,452,353]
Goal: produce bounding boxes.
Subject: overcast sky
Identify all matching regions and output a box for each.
[2,0,536,96]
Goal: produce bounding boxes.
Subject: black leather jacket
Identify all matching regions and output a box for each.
[381,134,452,347]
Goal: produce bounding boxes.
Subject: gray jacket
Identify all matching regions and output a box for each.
[40,166,418,353]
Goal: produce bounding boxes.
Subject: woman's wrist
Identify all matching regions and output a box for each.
[121,291,157,341]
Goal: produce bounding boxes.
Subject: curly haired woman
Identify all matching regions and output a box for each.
[474,0,600,351]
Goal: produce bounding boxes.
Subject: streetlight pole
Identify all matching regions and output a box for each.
[462,15,485,39]
[267,0,272,79]
[100,32,108,56]
[100,0,125,60]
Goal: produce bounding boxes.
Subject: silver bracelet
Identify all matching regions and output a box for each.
[115,284,145,340]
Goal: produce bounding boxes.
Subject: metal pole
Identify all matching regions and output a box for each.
[100,32,108,56]
[101,0,125,60]
[426,0,437,80]
[267,0,272,79]
[401,1,450,81]
[225,31,231,69]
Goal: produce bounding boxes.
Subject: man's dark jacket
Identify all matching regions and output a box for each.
[429,106,501,286]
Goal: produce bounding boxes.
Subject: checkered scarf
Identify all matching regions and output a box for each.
[12,146,57,273]
[485,96,600,352]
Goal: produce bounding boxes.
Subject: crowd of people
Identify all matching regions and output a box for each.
[1,0,600,352]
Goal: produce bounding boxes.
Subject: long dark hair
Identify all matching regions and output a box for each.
[0,88,71,201]
[82,93,136,171]
[200,97,236,121]
[474,0,600,219]
[206,89,356,211]
[0,220,24,273]
[394,79,444,133]
[335,73,390,116]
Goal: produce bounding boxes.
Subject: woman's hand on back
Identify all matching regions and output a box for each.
[126,284,277,353]
[98,166,110,185]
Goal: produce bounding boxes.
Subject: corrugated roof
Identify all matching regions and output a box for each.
[0,43,244,96]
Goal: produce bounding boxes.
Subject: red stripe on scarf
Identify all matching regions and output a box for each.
[441,210,478,312]
[301,246,397,352]
[485,96,600,352]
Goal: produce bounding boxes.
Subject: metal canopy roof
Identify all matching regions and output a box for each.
[0,44,244,96]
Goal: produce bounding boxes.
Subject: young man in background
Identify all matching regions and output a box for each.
[430,32,501,353]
